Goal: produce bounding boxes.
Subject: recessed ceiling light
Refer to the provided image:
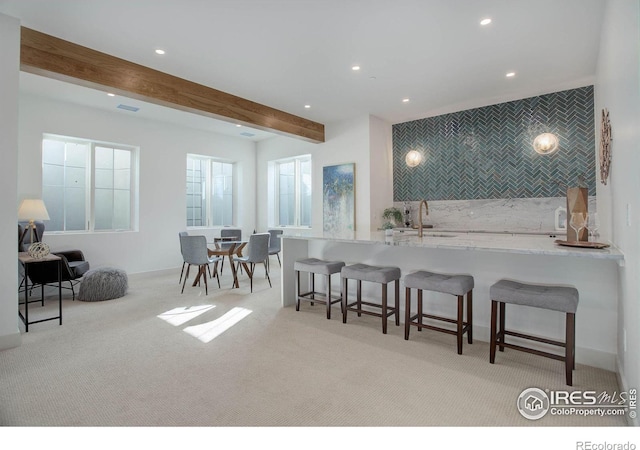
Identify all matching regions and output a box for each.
[107,93,115,97]
[236,124,242,127]
[304,104,311,109]
[506,72,516,77]
[369,76,377,80]
[155,49,165,55]
[352,65,360,71]
[480,18,492,26]
[402,98,410,103]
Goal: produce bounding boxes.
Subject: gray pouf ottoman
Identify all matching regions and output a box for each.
[78,267,128,302]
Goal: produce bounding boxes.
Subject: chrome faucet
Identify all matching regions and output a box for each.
[418,200,429,237]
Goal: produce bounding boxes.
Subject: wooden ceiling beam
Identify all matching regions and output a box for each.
[20,27,325,143]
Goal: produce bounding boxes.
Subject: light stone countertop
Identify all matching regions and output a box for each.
[282,230,624,262]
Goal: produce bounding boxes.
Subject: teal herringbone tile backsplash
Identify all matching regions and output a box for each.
[392,86,595,201]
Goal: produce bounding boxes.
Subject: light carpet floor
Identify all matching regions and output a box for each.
[0,266,628,428]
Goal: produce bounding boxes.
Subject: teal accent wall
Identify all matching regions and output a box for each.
[392,86,595,201]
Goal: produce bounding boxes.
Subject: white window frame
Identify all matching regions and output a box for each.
[42,134,139,233]
[269,154,312,228]
[186,154,235,228]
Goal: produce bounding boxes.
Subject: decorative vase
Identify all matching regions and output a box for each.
[566,187,588,241]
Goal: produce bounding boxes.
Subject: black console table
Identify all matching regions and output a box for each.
[18,252,62,332]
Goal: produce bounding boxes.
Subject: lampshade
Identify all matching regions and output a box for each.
[405,150,423,167]
[533,133,559,155]
[18,199,50,221]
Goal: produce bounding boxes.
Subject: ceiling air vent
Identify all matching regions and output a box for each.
[240,132,255,137]
[117,104,140,112]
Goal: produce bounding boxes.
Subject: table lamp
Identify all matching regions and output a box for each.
[18,198,50,247]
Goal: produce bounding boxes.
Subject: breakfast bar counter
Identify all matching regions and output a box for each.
[281,231,623,372]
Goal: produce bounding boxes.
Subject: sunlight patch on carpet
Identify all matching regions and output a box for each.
[157,305,216,326]
[183,307,252,343]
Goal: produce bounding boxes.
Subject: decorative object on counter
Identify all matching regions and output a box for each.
[27,241,50,259]
[382,207,403,228]
[599,108,612,185]
[405,150,422,167]
[554,206,567,231]
[533,132,559,155]
[566,187,588,241]
[554,240,609,249]
[403,201,413,228]
[323,163,355,234]
[585,212,600,242]
[569,212,586,243]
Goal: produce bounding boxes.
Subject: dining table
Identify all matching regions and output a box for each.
[207,238,248,288]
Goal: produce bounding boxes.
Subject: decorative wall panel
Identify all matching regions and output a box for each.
[392,86,595,201]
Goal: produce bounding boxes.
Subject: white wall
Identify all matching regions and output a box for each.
[0,14,21,350]
[18,94,257,274]
[256,115,378,233]
[595,0,640,423]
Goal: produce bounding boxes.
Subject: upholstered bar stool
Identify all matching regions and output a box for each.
[341,264,401,334]
[295,258,345,319]
[404,271,474,355]
[489,279,579,386]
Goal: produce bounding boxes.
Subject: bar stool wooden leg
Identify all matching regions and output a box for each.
[457,295,463,355]
[381,282,388,334]
[404,287,411,340]
[310,273,315,306]
[417,289,423,331]
[342,277,348,323]
[490,300,498,364]
[566,312,575,386]
[467,290,473,343]
[326,274,332,319]
[295,270,300,311]
[498,301,506,352]
[394,280,400,326]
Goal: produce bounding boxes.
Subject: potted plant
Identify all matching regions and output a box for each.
[382,207,403,235]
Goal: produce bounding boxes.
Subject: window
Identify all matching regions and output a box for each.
[186,155,234,227]
[269,155,311,227]
[42,135,138,232]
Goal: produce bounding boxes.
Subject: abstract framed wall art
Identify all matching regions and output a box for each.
[323,163,355,233]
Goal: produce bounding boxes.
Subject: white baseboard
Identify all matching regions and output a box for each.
[0,331,22,351]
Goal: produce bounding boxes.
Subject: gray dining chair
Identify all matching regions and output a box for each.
[178,231,188,285]
[234,232,271,292]
[219,228,242,275]
[267,229,283,269]
[180,235,221,295]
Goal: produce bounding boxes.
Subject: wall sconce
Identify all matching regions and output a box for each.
[405,150,422,167]
[533,133,559,155]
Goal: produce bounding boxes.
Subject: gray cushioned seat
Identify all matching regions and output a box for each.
[341,263,401,284]
[490,279,578,313]
[294,258,345,275]
[69,260,90,277]
[404,271,474,296]
[78,267,128,302]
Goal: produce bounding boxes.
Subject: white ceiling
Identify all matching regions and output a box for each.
[2,0,606,140]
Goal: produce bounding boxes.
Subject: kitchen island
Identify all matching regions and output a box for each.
[281,230,623,371]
